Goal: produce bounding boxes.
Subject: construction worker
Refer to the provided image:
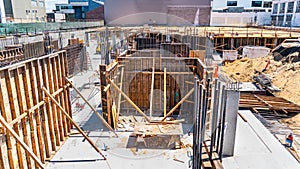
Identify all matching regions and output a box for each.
[286,133,294,148]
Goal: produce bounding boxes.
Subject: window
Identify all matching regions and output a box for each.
[227,1,237,6]
[296,1,300,13]
[25,10,30,15]
[287,2,294,13]
[252,1,262,7]
[279,3,286,13]
[31,0,37,6]
[263,2,272,8]
[39,1,44,7]
[273,3,278,14]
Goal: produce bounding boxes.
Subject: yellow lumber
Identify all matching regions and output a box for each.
[42,87,106,160]
[0,115,45,169]
[160,88,194,122]
[107,78,151,122]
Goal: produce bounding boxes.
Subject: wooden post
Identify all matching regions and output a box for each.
[0,115,45,169]
[45,58,58,151]
[14,68,34,166]
[65,78,117,137]
[42,87,107,160]
[34,60,46,162]
[107,78,151,122]
[117,67,124,119]
[149,67,155,119]
[160,88,194,122]
[51,57,64,142]
[48,57,60,147]
[164,68,167,117]
[4,70,25,169]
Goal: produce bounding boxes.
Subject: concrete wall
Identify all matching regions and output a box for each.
[104,0,211,26]
[211,12,271,26]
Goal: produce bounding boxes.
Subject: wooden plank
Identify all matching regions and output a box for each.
[39,59,56,153]
[149,67,155,119]
[0,115,45,169]
[24,63,39,167]
[107,78,151,122]
[28,61,42,168]
[57,53,68,138]
[103,84,111,92]
[5,70,25,169]
[164,68,167,118]
[65,78,117,136]
[51,56,64,142]
[14,68,32,167]
[0,71,15,169]
[47,57,60,147]
[62,52,72,132]
[0,147,5,169]
[117,67,124,120]
[42,87,106,160]
[34,60,46,162]
[160,88,194,122]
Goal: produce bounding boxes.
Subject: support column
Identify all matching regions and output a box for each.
[222,89,240,156]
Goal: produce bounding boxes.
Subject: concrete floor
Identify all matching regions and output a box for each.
[223,110,300,169]
[45,38,300,169]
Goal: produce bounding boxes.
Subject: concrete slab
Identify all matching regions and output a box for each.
[223,110,300,169]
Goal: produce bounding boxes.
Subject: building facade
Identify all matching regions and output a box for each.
[2,0,46,23]
[272,0,300,27]
[211,0,272,26]
[55,0,103,21]
[104,0,211,26]
[0,0,5,23]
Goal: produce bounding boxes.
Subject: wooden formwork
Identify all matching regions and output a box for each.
[100,55,207,128]
[63,44,86,76]
[0,50,72,169]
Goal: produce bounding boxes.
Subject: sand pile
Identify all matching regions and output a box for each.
[222,56,271,82]
[222,55,300,134]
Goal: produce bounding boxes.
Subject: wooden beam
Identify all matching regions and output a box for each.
[107,78,151,122]
[164,68,167,118]
[65,78,117,137]
[160,88,194,122]
[5,70,25,169]
[42,87,107,160]
[0,115,45,169]
[117,67,124,120]
[149,67,155,119]
[103,84,111,92]
[26,84,70,113]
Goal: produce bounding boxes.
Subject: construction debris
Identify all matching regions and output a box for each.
[222,44,300,134]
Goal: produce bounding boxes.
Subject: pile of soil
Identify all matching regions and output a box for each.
[222,55,300,134]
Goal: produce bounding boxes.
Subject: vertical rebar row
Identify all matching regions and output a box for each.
[209,79,220,160]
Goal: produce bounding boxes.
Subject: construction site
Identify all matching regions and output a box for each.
[0,24,299,169]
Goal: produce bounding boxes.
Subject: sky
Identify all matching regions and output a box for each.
[45,0,68,13]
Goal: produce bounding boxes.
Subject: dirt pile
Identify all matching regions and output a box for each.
[222,56,271,82]
[222,55,300,134]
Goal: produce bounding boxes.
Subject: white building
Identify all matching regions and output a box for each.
[0,0,6,23]
[211,0,273,26]
[272,0,300,27]
[1,0,46,23]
